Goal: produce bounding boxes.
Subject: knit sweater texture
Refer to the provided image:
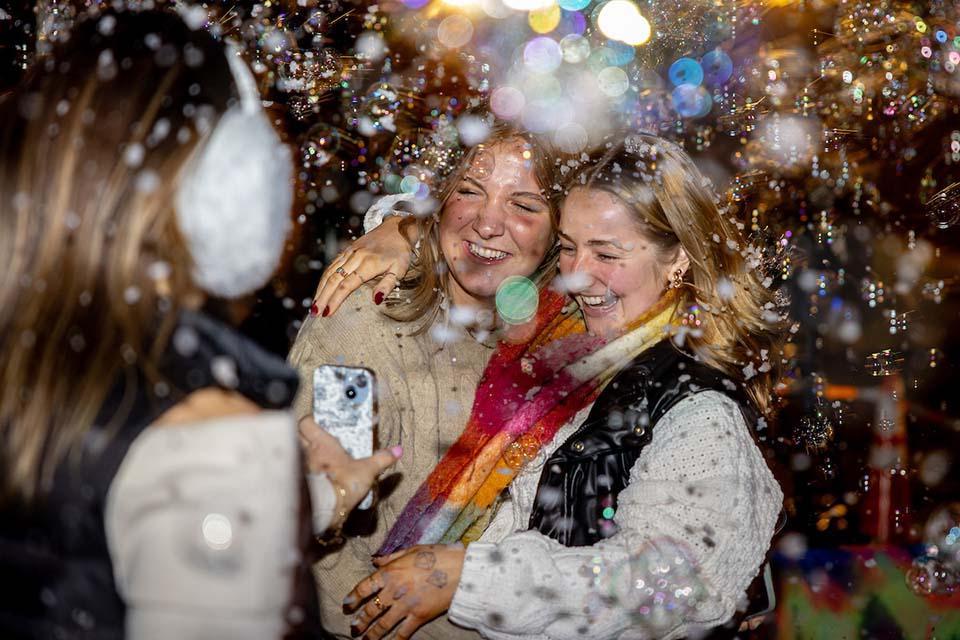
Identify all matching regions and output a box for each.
[288,288,492,639]
[448,391,783,640]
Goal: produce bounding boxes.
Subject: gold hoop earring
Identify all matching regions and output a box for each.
[671,269,684,289]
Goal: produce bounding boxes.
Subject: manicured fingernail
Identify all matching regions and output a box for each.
[310,302,319,316]
[374,291,384,305]
[390,445,403,458]
[322,306,330,317]
[343,594,357,606]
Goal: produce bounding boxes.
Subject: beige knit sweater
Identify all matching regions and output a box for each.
[288,287,492,639]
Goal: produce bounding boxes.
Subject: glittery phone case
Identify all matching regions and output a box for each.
[313,365,377,509]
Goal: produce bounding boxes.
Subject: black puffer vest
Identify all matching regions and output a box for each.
[528,339,754,545]
[0,311,318,640]
[527,340,777,635]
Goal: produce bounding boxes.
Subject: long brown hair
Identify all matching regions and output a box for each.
[0,11,235,501]
[568,133,786,417]
[384,118,561,326]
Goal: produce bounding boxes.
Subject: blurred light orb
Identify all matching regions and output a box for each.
[560,33,591,63]
[671,84,712,118]
[559,0,590,10]
[524,36,563,73]
[587,45,632,72]
[602,40,635,66]
[481,0,513,17]
[438,15,474,48]
[402,0,430,7]
[491,86,526,119]
[701,49,733,85]
[457,114,492,145]
[496,276,539,324]
[757,114,818,167]
[355,31,387,61]
[529,4,562,33]
[503,0,555,11]
[553,122,589,153]
[598,66,630,96]
[202,513,233,551]
[442,0,476,6]
[668,57,704,87]
[596,0,651,46]
[400,175,421,194]
[258,27,295,55]
[556,10,587,36]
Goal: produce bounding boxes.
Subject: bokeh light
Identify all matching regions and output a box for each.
[503,0,555,11]
[701,49,733,85]
[437,15,474,49]
[596,0,651,46]
[491,86,526,118]
[671,83,712,118]
[668,57,704,87]
[560,33,591,64]
[524,36,563,73]
[529,4,562,33]
[496,276,539,324]
[598,66,629,96]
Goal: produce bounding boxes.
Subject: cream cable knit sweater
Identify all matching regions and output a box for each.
[448,391,783,640]
[288,287,491,640]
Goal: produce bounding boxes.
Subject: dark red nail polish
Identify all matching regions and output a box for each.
[374,292,384,305]
[310,303,319,316]
[322,306,330,317]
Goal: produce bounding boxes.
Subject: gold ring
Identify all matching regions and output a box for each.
[373,595,384,610]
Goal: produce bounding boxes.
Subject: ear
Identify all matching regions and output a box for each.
[671,246,691,279]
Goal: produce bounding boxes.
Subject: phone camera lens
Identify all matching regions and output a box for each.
[355,376,368,388]
[345,386,357,400]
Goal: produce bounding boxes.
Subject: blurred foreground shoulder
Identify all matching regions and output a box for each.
[105,410,302,639]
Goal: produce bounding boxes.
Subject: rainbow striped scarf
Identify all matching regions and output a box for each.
[377,288,679,555]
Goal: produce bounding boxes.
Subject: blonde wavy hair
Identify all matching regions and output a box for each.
[0,12,234,501]
[384,119,561,327]
[568,133,785,417]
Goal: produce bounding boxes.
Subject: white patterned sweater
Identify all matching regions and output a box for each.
[448,391,783,640]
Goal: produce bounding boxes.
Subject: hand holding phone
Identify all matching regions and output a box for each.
[313,365,378,509]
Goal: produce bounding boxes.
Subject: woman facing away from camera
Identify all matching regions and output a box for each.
[287,119,561,638]
[0,11,396,639]
[339,134,786,640]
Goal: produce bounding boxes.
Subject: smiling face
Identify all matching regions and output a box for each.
[558,187,688,338]
[438,139,554,307]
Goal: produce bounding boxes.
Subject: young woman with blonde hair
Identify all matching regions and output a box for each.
[0,11,395,638]
[342,133,785,640]
[287,116,564,638]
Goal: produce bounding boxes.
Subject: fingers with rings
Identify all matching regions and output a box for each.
[351,594,389,633]
[312,250,364,317]
[322,255,374,317]
[343,571,384,612]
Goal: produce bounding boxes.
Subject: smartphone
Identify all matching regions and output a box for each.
[313,365,378,510]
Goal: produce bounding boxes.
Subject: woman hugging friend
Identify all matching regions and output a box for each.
[288,119,561,639]
[316,131,786,639]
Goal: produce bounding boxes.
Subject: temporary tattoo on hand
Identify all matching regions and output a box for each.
[426,570,448,589]
[392,584,410,600]
[414,551,437,570]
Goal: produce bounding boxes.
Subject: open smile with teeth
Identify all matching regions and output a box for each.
[466,241,510,261]
[579,293,618,308]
